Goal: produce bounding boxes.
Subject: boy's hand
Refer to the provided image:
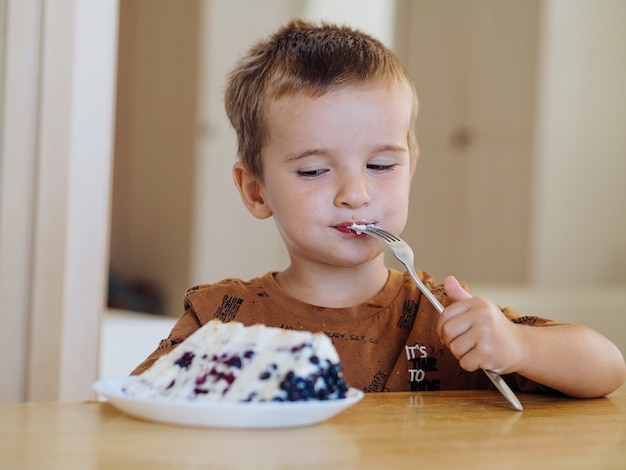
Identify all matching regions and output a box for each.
[437,276,523,374]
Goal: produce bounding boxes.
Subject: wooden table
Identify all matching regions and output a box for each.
[2,388,625,469]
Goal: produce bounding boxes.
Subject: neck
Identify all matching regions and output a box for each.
[274,257,389,308]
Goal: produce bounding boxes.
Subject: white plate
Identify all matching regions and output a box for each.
[92,377,364,429]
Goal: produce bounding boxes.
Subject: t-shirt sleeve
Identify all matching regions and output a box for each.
[500,305,563,327]
[129,305,202,375]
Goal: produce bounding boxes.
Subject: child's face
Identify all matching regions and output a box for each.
[255,83,416,268]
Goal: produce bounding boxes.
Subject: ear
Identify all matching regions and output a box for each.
[232,161,273,219]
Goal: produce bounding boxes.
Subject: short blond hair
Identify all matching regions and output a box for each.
[225,19,418,180]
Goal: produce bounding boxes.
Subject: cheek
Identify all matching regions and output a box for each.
[264,183,318,222]
[380,179,412,226]
[378,174,411,201]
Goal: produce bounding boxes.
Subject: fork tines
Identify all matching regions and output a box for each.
[361,225,401,242]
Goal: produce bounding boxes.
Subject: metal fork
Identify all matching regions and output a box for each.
[349,224,523,411]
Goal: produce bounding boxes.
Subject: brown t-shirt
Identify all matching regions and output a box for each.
[131,269,559,393]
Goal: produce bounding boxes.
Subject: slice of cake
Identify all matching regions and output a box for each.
[123,320,349,402]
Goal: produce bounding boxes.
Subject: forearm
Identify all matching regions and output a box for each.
[514,323,626,398]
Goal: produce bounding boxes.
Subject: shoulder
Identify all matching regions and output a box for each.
[185,272,275,299]
[182,272,279,324]
[185,273,273,303]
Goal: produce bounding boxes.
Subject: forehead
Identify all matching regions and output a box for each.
[265,80,414,125]
[262,82,414,157]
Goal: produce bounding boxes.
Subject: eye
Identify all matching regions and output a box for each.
[367,163,397,172]
[297,168,329,178]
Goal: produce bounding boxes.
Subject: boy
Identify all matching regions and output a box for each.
[132,20,626,397]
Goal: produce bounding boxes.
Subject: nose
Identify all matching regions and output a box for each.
[334,171,370,208]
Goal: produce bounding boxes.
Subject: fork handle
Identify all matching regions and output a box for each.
[484,369,524,411]
[406,268,445,314]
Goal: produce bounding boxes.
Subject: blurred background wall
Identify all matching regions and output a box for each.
[108,0,199,314]
[109,0,626,316]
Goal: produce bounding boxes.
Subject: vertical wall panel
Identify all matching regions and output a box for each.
[0,0,41,403]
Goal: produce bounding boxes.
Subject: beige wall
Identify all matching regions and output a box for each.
[530,0,626,285]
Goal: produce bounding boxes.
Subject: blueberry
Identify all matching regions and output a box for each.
[174,351,195,369]
[225,356,242,368]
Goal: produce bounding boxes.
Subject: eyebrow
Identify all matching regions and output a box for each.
[371,144,408,154]
[284,144,407,162]
[283,148,332,162]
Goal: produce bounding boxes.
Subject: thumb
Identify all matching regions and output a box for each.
[444,275,472,302]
